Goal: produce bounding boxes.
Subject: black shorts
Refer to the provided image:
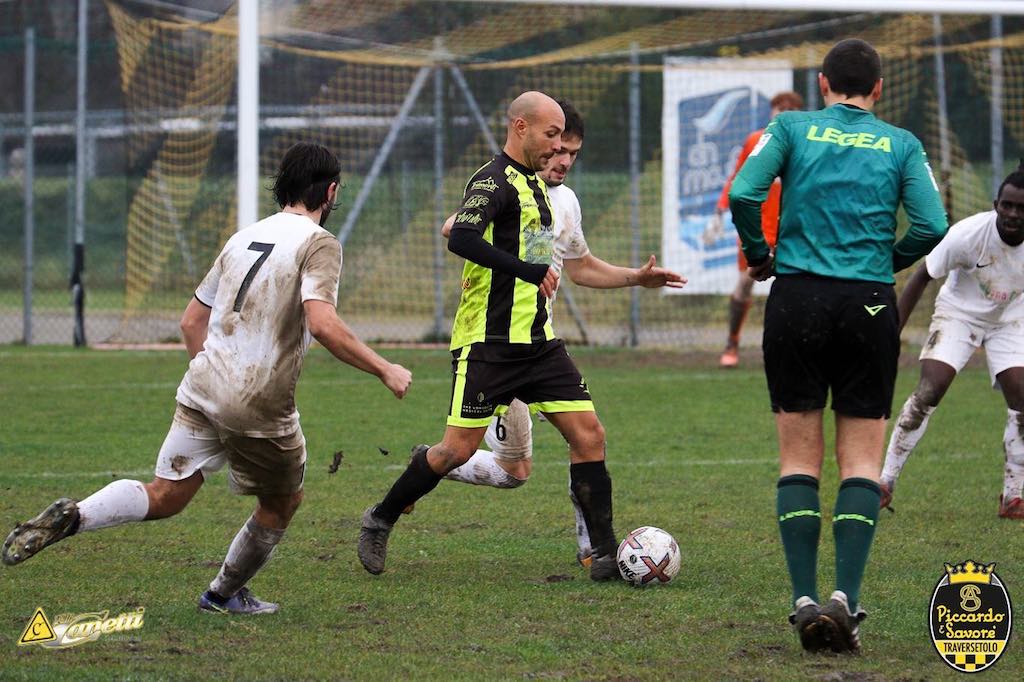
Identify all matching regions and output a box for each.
[763,274,899,419]
[447,339,594,427]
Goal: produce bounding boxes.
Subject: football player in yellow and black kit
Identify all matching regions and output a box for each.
[358,91,622,581]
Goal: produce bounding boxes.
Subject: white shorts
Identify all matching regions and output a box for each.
[920,315,1024,385]
[485,399,533,462]
[155,404,307,496]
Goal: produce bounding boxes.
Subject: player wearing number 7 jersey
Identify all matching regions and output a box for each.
[2,143,412,616]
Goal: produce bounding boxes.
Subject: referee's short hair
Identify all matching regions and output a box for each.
[272,142,341,210]
[558,100,585,140]
[822,39,881,98]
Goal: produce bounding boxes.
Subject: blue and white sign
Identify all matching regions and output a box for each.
[662,58,793,294]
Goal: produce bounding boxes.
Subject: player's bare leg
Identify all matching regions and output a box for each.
[3,473,202,566]
[543,410,617,581]
[359,426,487,575]
[445,401,532,488]
[720,272,754,368]
[997,367,1024,518]
[200,490,302,615]
[880,359,956,508]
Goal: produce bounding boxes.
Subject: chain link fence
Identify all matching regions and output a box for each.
[2,1,1022,346]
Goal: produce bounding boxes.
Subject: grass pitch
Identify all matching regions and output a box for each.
[0,346,1020,680]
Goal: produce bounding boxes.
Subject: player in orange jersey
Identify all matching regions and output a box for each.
[709,91,804,367]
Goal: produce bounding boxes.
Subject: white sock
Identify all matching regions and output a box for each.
[445,449,524,488]
[77,479,150,532]
[881,393,936,484]
[209,515,285,599]
[569,481,591,556]
[1003,409,1024,501]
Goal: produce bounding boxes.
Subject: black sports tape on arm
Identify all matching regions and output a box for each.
[448,228,549,285]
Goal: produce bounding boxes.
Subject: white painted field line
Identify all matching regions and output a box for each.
[3,459,773,480]
[380,449,988,471]
[4,370,731,394]
[3,468,153,480]
[2,450,985,480]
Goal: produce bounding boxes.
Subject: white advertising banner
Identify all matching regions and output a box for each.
[662,58,793,294]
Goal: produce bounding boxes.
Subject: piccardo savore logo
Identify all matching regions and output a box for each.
[929,561,1012,673]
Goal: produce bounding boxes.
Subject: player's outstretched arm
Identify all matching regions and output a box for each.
[896,263,933,333]
[440,213,456,239]
[180,297,212,360]
[564,253,685,290]
[304,300,412,398]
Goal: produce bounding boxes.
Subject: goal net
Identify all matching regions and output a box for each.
[98,1,1024,345]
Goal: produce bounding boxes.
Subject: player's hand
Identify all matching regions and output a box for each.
[539,266,560,299]
[635,255,687,289]
[381,363,412,399]
[747,250,775,282]
[702,212,724,246]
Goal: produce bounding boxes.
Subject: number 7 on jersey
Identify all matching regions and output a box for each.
[233,242,275,312]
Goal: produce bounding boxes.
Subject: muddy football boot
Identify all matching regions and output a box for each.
[817,590,866,653]
[879,479,895,511]
[589,553,621,582]
[998,495,1024,519]
[2,498,80,566]
[789,596,827,652]
[358,505,394,575]
[198,587,278,615]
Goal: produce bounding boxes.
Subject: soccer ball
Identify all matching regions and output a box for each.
[616,526,681,587]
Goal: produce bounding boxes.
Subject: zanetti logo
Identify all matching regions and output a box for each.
[17,606,145,649]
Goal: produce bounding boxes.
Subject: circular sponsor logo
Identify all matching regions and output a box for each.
[929,561,1012,673]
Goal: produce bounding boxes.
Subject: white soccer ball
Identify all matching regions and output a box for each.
[616,526,681,587]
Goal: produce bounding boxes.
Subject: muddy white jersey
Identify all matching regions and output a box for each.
[926,210,1024,325]
[547,183,590,318]
[177,212,342,437]
[548,183,589,275]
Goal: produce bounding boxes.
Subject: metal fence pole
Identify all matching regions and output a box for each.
[336,67,430,245]
[628,43,641,347]
[72,0,88,346]
[22,28,35,346]
[432,38,446,340]
[448,65,499,154]
[991,14,1004,197]
[805,46,818,110]
[933,14,953,218]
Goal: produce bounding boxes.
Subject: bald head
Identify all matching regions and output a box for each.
[504,91,564,172]
[507,91,561,125]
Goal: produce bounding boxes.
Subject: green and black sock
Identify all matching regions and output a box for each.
[777,474,821,605]
[833,477,881,612]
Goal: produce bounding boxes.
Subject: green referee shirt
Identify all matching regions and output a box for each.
[729,103,948,283]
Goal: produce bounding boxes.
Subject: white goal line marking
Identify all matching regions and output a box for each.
[6,371,732,394]
[2,451,985,481]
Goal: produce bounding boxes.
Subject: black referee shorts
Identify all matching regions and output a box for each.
[763,273,899,419]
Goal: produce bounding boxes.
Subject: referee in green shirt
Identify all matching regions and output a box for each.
[730,39,948,654]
